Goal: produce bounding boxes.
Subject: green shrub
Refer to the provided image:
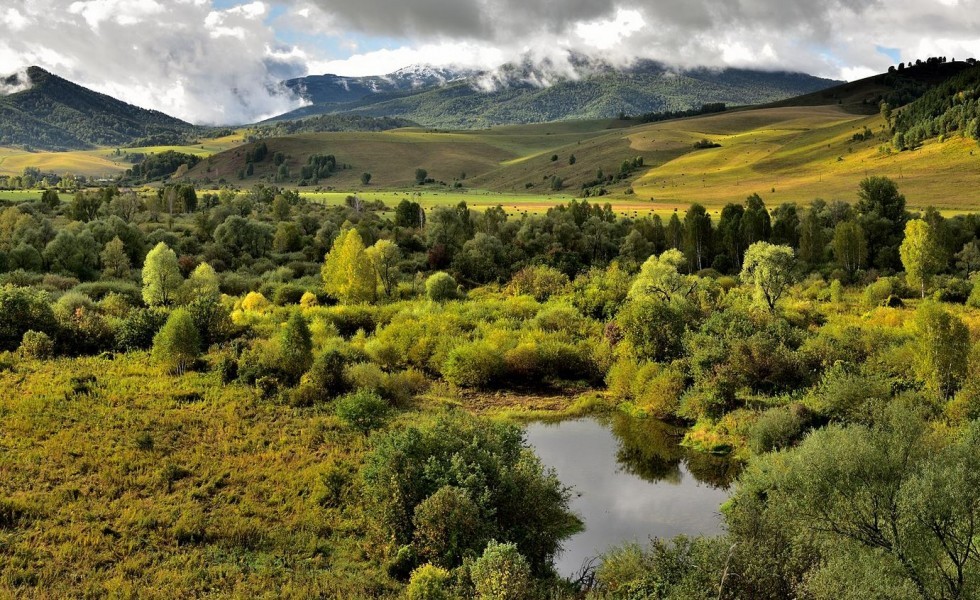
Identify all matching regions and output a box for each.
[405,564,452,600]
[362,412,579,573]
[19,330,53,359]
[334,390,390,434]
[804,362,891,422]
[0,285,57,351]
[116,308,168,351]
[299,349,349,402]
[470,541,531,600]
[426,272,458,302]
[863,278,894,307]
[152,308,201,375]
[617,297,686,362]
[442,341,505,388]
[413,486,486,568]
[506,265,569,301]
[748,405,810,454]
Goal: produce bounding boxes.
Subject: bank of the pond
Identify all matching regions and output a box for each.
[524,415,739,579]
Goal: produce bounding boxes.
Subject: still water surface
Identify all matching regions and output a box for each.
[524,415,738,578]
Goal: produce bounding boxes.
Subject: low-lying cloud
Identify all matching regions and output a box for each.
[2,0,979,125]
[0,0,307,125]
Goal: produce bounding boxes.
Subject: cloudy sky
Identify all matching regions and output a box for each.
[2,0,979,125]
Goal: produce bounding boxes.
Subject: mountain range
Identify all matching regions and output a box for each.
[274,59,843,128]
[1,60,843,151]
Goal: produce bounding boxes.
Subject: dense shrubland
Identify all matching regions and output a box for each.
[4,175,980,596]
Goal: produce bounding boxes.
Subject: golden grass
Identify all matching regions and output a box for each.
[0,353,391,597]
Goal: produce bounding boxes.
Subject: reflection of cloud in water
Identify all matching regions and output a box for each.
[525,417,733,578]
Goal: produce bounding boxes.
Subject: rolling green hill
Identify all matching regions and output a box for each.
[0,67,196,151]
[187,64,980,212]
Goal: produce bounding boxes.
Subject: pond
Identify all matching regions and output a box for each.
[524,415,739,578]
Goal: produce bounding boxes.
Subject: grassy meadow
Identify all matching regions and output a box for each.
[0,133,247,178]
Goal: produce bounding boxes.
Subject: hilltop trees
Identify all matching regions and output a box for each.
[142,242,183,306]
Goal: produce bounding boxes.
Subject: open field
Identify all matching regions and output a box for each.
[186,120,627,188]
[0,190,44,202]
[0,133,247,178]
[301,189,677,216]
[627,106,980,210]
[5,102,980,213]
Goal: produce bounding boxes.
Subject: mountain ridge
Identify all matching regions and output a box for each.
[0,66,196,151]
[271,60,843,128]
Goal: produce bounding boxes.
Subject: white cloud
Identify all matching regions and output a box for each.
[4,0,306,125]
[4,0,980,127]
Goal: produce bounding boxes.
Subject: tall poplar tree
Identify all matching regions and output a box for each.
[322,229,376,303]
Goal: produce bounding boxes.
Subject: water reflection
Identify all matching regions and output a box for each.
[608,413,742,488]
[525,415,739,578]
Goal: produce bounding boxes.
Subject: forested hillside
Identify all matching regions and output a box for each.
[273,62,841,128]
[0,67,196,151]
[892,60,980,148]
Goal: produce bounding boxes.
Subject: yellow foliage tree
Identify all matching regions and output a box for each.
[322,229,376,304]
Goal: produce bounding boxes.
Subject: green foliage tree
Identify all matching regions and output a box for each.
[152,308,200,375]
[362,412,579,573]
[181,262,220,304]
[741,242,796,313]
[914,302,970,399]
[900,219,943,298]
[69,191,102,222]
[40,188,60,210]
[366,239,400,298]
[629,249,691,302]
[322,229,376,304]
[100,236,131,279]
[741,193,772,246]
[832,220,868,276]
[406,564,452,600]
[279,311,314,384]
[360,172,372,185]
[272,222,302,254]
[141,242,183,306]
[0,286,57,352]
[43,229,100,280]
[727,401,980,600]
[413,486,487,568]
[618,296,687,362]
[395,199,424,228]
[334,389,389,434]
[682,203,712,271]
[856,176,908,270]
[470,541,532,600]
[415,168,428,184]
[426,272,458,302]
[798,208,826,265]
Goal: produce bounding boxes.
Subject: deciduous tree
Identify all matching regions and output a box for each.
[322,228,376,303]
[142,242,183,306]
